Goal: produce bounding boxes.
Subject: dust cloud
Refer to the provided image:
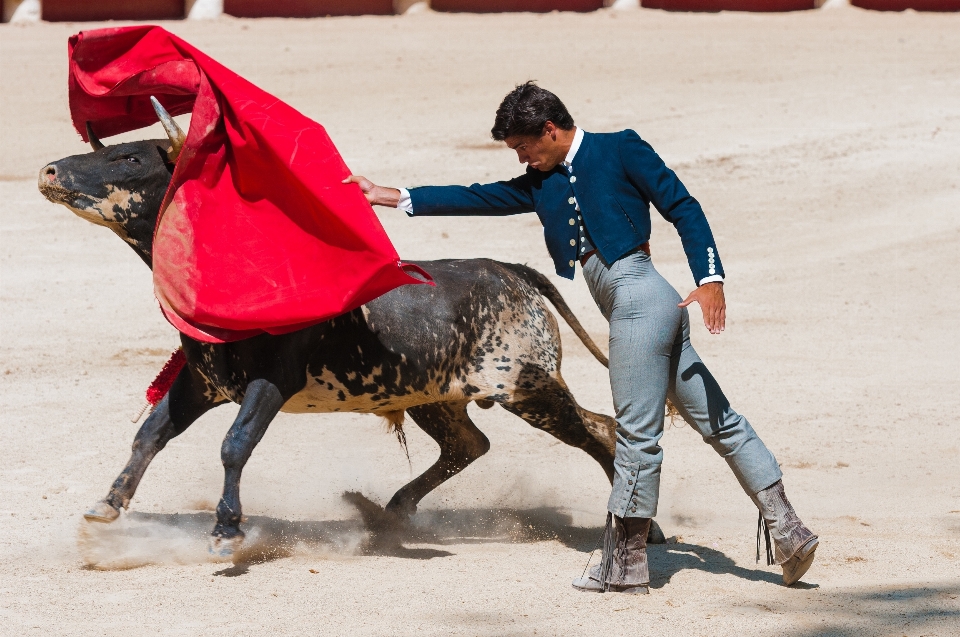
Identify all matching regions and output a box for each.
[77,509,369,570]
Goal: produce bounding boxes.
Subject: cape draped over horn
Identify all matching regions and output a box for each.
[68,26,431,343]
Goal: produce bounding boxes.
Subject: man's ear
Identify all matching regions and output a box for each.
[543,121,557,140]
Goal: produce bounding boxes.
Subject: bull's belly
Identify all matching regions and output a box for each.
[279,366,507,415]
[280,389,425,415]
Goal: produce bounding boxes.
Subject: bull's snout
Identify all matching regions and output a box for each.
[41,163,58,183]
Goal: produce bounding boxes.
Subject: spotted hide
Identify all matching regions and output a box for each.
[39,137,665,554]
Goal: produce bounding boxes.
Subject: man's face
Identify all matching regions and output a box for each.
[504,122,568,172]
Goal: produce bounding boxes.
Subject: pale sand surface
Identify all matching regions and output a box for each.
[1,7,959,636]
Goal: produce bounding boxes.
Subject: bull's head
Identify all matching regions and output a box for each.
[38,98,185,268]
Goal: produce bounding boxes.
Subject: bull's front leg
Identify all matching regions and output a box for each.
[209,379,285,557]
[85,370,221,522]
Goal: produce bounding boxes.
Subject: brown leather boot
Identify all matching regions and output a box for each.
[752,480,819,586]
[572,515,650,594]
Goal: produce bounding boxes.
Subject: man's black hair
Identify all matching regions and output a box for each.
[491,81,575,141]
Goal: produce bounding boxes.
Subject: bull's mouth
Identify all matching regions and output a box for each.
[38,180,122,229]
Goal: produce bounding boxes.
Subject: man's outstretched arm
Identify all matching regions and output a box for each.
[343,174,536,216]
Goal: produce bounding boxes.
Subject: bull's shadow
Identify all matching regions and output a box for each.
[78,494,795,586]
[78,496,603,575]
[342,491,605,553]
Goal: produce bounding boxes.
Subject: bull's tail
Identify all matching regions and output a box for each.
[500,262,609,369]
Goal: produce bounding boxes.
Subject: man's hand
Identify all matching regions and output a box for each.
[342,175,402,208]
[678,281,726,335]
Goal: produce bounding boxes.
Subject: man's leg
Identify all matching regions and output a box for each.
[666,307,781,495]
[585,252,680,520]
[574,252,680,593]
[667,307,818,585]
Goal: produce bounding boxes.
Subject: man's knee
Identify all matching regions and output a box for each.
[700,410,756,451]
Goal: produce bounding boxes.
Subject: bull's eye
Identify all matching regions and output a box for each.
[125,157,141,164]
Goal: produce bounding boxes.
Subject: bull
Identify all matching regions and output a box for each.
[39,102,665,555]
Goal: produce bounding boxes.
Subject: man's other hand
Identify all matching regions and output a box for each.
[678,281,726,334]
[342,175,401,208]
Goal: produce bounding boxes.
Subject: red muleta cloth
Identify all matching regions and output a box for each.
[68,26,431,343]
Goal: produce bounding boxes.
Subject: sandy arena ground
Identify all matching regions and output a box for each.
[1,5,959,636]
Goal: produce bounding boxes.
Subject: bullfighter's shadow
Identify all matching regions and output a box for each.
[79,491,799,586]
[646,543,790,589]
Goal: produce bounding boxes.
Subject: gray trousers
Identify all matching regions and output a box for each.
[583,251,783,518]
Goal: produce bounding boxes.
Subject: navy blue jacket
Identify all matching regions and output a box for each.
[409,130,723,284]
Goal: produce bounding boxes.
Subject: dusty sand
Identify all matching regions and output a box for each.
[1,6,959,636]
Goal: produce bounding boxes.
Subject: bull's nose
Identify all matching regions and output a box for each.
[41,163,57,182]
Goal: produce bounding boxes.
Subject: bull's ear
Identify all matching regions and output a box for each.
[85,122,105,151]
[150,96,186,163]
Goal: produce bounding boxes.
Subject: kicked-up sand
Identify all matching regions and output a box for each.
[1,5,958,636]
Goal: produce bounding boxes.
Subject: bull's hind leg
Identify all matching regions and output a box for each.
[500,366,666,544]
[383,401,490,521]
[501,367,616,483]
[85,369,221,523]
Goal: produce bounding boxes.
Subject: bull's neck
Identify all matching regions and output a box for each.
[115,222,155,269]
[122,168,171,270]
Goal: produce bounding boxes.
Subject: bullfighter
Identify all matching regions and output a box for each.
[345,82,818,594]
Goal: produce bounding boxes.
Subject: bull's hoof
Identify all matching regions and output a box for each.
[647,519,667,545]
[342,491,407,534]
[83,500,120,523]
[208,534,244,560]
[342,491,417,551]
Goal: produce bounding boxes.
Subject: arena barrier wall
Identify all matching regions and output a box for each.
[223,0,395,17]
[8,0,957,24]
[41,0,185,21]
[431,0,605,12]
[850,0,959,9]
[641,0,823,10]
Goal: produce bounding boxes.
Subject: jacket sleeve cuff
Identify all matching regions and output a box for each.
[698,274,724,286]
[397,188,413,216]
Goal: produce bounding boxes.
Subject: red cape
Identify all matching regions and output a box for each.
[68,26,430,343]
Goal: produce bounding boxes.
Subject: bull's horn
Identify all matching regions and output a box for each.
[150,96,186,162]
[85,122,105,151]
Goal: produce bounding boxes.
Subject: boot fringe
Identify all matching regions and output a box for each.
[757,510,774,566]
[599,512,616,592]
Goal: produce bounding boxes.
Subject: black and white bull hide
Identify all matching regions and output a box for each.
[39,113,665,555]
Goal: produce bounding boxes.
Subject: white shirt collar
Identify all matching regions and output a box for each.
[562,127,584,168]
